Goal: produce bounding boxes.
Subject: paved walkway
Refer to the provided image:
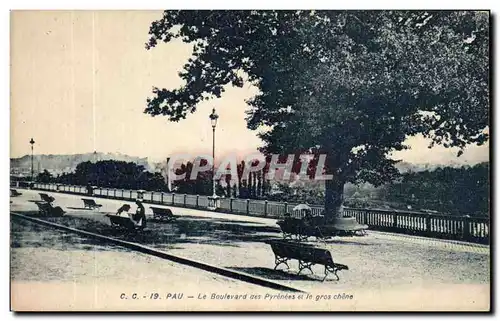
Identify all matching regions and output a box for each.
[10,189,490,293]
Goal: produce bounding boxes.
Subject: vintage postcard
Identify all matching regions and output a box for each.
[10,10,490,311]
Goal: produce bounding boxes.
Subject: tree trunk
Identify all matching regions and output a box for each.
[324,178,345,221]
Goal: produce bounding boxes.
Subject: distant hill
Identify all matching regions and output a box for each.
[394,161,480,173]
[10,152,150,176]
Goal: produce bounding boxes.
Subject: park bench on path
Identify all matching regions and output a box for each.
[267,239,349,281]
[105,213,145,232]
[277,215,368,241]
[39,193,55,204]
[82,198,103,210]
[276,216,328,242]
[10,189,22,197]
[104,204,145,232]
[150,206,176,221]
[34,201,66,217]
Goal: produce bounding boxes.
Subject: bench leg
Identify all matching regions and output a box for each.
[274,255,289,270]
[297,260,314,275]
[324,266,341,281]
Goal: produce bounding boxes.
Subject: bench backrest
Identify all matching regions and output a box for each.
[277,218,303,231]
[269,241,333,266]
[82,198,97,205]
[39,193,54,202]
[150,207,173,215]
[35,201,52,212]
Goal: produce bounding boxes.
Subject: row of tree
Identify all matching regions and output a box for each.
[36,161,168,192]
[34,159,276,198]
[171,160,273,198]
[380,163,489,217]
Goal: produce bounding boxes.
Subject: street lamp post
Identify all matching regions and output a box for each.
[29,138,35,183]
[208,108,219,210]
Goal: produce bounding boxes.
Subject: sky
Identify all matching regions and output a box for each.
[10,10,489,166]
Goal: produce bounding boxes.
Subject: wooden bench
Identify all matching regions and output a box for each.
[34,201,66,217]
[39,193,55,204]
[267,240,348,281]
[276,217,327,241]
[10,189,22,197]
[82,198,103,210]
[150,206,176,221]
[105,214,145,231]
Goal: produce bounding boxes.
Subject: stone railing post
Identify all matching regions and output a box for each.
[246,199,250,215]
[425,214,432,235]
[463,215,471,241]
[264,200,268,217]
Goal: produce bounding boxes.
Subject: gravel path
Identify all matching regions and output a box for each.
[11,189,490,294]
[10,218,268,292]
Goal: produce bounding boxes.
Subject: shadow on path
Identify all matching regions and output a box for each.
[229,267,328,282]
[10,217,133,252]
[12,209,280,249]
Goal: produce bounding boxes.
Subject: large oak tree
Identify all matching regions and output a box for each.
[145,10,489,220]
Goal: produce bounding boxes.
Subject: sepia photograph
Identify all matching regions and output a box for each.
[9,9,490,311]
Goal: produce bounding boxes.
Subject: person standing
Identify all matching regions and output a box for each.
[131,199,146,228]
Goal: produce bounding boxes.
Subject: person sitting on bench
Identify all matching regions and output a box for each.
[303,210,314,225]
[116,204,131,215]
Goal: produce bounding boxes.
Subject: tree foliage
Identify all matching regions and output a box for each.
[382,162,489,217]
[145,10,489,217]
[54,160,168,191]
[172,160,213,195]
[36,170,54,183]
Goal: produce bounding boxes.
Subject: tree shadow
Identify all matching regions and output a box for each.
[185,215,271,226]
[67,207,92,210]
[11,218,130,252]
[12,208,370,252]
[320,239,374,246]
[229,267,327,282]
[13,208,282,249]
[131,217,279,247]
